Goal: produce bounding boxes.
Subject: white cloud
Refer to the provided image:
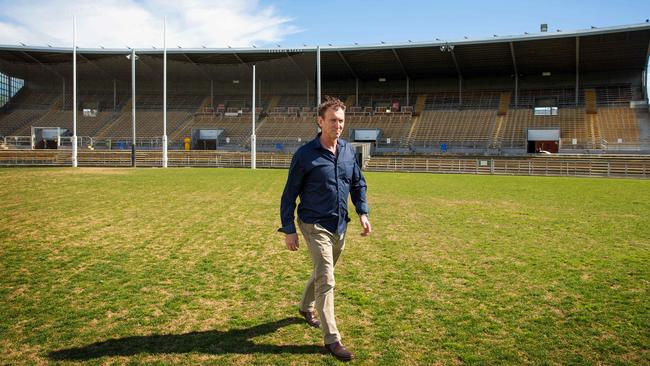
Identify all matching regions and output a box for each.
[0,0,301,48]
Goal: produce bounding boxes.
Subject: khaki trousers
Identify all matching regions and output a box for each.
[298,220,346,345]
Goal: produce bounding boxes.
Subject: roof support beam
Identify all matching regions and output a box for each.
[286,52,308,80]
[20,51,66,109]
[337,51,358,79]
[392,49,411,106]
[180,52,211,80]
[391,49,409,78]
[232,52,255,87]
[233,52,248,67]
[20,51,64,79]
[509,42,519,107]
[450,49,463,107]
[136,54,162,79]
[285,52,312,107]
[77,53,116,82]
[179,51,216,105]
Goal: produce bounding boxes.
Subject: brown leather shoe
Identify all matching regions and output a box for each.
[298,310,321,328]
[325,341,353,361]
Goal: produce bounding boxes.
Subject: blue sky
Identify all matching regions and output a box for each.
[275,0,650,46]
[0,0,648,48]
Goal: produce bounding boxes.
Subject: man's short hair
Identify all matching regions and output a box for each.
[317,96,346,118]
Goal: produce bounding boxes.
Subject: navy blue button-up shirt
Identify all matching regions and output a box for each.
[279,134,369,235]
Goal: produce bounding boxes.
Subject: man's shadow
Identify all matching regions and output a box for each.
[49,317,325,361]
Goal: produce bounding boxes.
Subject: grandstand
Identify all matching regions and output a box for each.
[1,23,649,165]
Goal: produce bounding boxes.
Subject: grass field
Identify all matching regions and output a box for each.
[1,168,649,365]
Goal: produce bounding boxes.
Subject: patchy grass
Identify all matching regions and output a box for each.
[0,167,649,365]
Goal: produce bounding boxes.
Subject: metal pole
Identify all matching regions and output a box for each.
[259,78,262,110]
[316,46,321,106]
[113,78,116,111]
[162,16,168,168]
[355,78,359,107]
[251,64,256,169]
[210,79,214,109]
[575,36,580,106]
[643,69,647,101]
[7,76,11,106]
[72,16,78,167]
[131,48,136,167]
[515,74,519,108]
[406,76,410,106]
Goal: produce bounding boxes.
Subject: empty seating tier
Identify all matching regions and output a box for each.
[411,110,497,147]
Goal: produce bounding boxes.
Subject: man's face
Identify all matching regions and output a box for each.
[317,107,345,141]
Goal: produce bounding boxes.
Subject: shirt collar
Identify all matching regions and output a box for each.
[312,133,345,151]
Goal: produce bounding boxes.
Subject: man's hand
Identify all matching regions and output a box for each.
[360,214,372,236]
[285,233,299,251]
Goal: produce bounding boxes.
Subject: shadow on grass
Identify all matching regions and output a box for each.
[49,317,325,361]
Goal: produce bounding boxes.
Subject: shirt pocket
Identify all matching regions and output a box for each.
[341,161,354,183]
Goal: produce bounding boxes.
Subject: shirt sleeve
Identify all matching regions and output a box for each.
[278,152,304,234]
[350,157,369,216]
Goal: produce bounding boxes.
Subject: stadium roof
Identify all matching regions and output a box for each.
[0,22,649,81]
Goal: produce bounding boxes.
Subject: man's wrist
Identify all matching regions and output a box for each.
[278,225,296,234]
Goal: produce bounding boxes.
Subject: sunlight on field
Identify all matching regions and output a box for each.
[1,168,649,365]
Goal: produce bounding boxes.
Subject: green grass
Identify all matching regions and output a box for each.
[1,167,649,365]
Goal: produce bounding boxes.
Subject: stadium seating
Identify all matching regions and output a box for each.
[595,85,633,106]
[172,114,254,143]
[14,110,120,137]
[96,111,192,139]
[343,114,413,145]
[499,108,588,148]
[596,107,640,147]
[255,115,317,141]
[0,110,47,136]
[423,91,501,110]
[411,110,497,147]
[0,83,644,153]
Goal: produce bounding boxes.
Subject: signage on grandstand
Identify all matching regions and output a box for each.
[83,108,98,117]
[527,129,560,141]
[198,129,223,140]
[267,48,304,53]
[353,129,381,142]
[534,107,558,116]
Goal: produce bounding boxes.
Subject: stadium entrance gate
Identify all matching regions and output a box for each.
[32,127,67,149]
[527,129,560,153]
[191,128,223,150]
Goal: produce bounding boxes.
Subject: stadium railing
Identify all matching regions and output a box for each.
[1,150,648,179]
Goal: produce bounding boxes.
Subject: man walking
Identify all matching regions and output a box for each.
[279,96,371,361]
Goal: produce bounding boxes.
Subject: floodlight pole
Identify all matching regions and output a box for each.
[162,16,168,168]
[72,16,78,167]
[251,64,256,169]
[131,48,136,167]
